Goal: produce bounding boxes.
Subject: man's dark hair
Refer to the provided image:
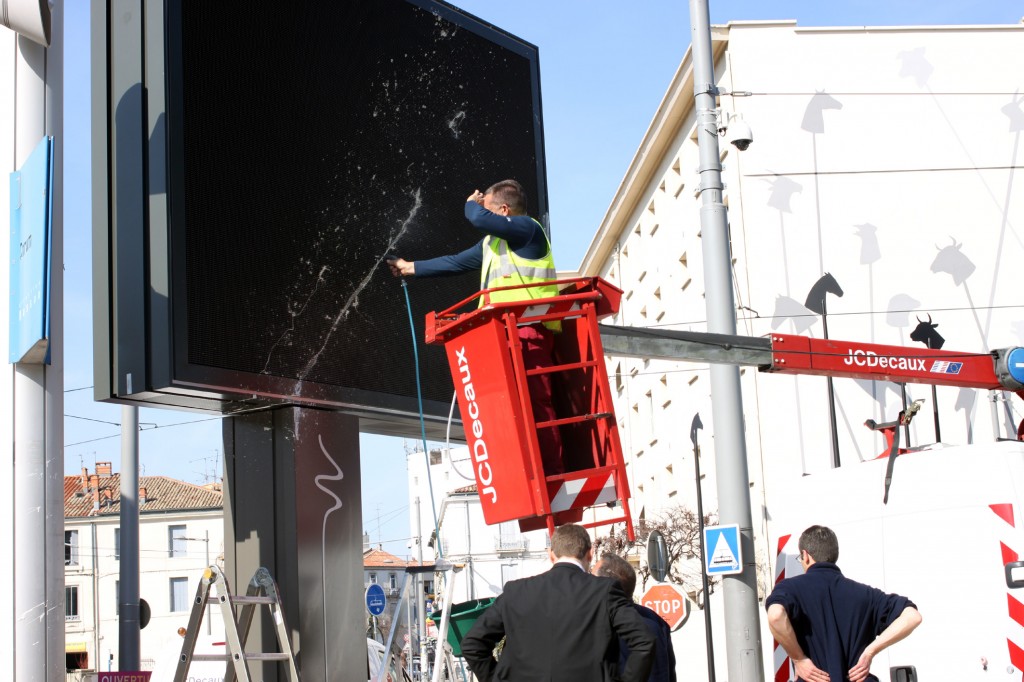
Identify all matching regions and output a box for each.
[595,553,637,596]
[551,524,592,561]
[486,179,528,216]
[799,525,839,563]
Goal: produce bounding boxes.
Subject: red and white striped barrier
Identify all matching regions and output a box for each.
[990,503,1024,675]
[773,533,795,682]
[548,473,617,513]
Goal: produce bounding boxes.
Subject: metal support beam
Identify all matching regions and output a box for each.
[599,324,771,366]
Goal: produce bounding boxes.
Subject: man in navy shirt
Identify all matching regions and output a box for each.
[766,525,922,682]
[593,553,677,682]
[387,180,564,473]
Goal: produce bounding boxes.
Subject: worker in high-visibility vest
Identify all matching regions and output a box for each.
[387,179,564,474]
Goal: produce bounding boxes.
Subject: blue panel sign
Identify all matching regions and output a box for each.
[704,524,742,576]
[9,136,53,364]
[365,583,386,616]
[1008,348,1024,386]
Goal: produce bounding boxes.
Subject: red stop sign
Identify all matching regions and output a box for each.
[641,583,690,631]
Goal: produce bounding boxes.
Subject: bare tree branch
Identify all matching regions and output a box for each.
[594,504,719,606]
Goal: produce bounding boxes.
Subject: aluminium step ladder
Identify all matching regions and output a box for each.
[173,565,300,682]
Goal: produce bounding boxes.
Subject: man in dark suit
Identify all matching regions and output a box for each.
[461,524,655,682]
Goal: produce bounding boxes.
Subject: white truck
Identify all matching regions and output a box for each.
[768,440,1024,681]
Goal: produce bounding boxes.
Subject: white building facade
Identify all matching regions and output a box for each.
[577,20,1024,680]
[407,20,1024,681]
[63,464,225,674]
[407,447,552,607]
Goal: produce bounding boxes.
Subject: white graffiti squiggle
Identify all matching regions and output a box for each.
[315,433,344,682]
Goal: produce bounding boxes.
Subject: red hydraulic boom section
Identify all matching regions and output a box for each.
[426,277,1024,539]
[766,333,1006,389]
[426,277,634,539]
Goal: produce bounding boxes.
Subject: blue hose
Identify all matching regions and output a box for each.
[400,279,444,560]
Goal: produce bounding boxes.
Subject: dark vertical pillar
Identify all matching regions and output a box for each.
[224,407,364,682]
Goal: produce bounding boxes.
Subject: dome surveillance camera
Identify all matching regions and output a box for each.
[727,115,753,151]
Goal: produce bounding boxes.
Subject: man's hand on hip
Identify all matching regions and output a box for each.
[848,651,874,682]
[794,657,829,682]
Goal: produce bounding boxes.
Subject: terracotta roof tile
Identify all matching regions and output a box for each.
[64,474,222,518]
[362,547,425,568]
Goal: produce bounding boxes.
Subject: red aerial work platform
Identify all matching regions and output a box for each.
[426,277,635,539]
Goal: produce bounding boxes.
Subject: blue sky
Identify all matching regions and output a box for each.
[62,1,1024,557]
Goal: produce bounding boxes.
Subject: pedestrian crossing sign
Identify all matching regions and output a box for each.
[704,524,742,575]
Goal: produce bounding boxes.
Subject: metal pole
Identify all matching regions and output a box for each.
[691,416,716,682]
[900,384,911,446]
[990,392,1002,440]
[465,500,474,600]
[415,497,426,678]
[688,1,764,680]
[10,6,64,679]
[205,530,211,635]
[406,574,414,675]
[820,301,841,467]
[93,521,101,670]
[119,405,141,670]
[931,385,941,442]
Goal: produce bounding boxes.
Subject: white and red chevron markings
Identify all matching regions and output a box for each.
[773,533,795,682]
[548,473,617,513]
[991,503,1024,674]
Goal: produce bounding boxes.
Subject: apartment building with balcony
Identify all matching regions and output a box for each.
[63,462,224,674]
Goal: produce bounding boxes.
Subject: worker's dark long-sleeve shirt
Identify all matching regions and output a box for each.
[413,201,548,277]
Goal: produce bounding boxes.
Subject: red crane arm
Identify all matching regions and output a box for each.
[766,333,1001,390]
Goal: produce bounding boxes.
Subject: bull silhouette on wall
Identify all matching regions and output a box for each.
[930,237,975,286]
[909,314,945,350]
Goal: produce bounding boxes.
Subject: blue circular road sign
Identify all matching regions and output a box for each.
[1008,348,1024,386]
[365,583,387,616]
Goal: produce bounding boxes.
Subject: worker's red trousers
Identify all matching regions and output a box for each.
[519,324,564,475]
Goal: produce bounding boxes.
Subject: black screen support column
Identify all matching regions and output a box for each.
[224,407,364,682]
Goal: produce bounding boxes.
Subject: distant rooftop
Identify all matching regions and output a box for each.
[363,547,425,569]
[64,464,222,518]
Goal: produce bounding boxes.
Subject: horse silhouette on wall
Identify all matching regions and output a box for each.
[897,46,933,88]
[764,175,803,213]
[804,272,844,315]
[801,91,843,134]
[771,296,818,334]
[1002,91,1024,133]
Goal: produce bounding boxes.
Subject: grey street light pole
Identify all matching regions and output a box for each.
[119,405,141,671]
[184,532,213,634]
[688,1,765,680]
[690,415,716,682]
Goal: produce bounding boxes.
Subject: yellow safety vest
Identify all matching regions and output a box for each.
[480,219,560,331]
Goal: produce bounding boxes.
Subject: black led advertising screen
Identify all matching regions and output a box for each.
[94,0,548,437]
